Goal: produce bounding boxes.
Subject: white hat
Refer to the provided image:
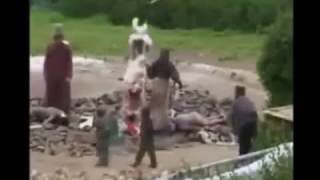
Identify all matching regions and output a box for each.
[53,23,64,36]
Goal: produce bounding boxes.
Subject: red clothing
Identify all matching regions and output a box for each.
[127,121,138,135]
[45,80,71,114]
[43,40,73,114]
[44,41,72,81]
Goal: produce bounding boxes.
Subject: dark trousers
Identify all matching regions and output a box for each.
[238,121,257,155]
[134,141,157,166]
[97,145,109,165]
[96,132,111,166]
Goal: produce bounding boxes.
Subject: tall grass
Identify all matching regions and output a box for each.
[30,8,265,61]
[253,121,293,151]
[172,120,293,180]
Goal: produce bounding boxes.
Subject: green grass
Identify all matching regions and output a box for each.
[253,121,293,151]
[174,120,293,180]
[31,7,265,61]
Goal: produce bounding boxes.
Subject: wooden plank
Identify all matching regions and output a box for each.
[263,105,293,123]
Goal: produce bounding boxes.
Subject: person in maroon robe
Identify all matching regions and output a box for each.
[43,24,73,114]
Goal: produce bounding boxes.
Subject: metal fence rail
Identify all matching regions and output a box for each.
[156,145,279,180]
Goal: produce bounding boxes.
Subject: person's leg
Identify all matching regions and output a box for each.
[249,121,258,149]
[147,143,157,168]
[97,146,109,166]
[132,144,146,167]
[64,81,71,114]
[96,135,110,166]
[252,121,258,140]
[45,79,59,108]
[58,80,71,114]
[238,122,252,155]
[239,121,257,155]
[230,133,238,145]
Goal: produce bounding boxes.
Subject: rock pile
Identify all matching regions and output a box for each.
[171,89,233,117]
[31,167,172,180]
[31,168,89,180]
[30,89,233,156]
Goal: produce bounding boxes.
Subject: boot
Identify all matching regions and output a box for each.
[130,162,140,168]
[149,163,157,169]
[95,157,109,167]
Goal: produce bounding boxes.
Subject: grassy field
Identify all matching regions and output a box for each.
[31,8,265,61]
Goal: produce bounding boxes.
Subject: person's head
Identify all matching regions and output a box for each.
[53,23,64,41]
[159,48,170,62]
[96,105,107,118]
[235,85,246,99]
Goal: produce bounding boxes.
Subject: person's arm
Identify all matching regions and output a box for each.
[226,103,236,128]
[141,107,154,134]
[65,45,73,81]
[43,45,50,81]
[146,61,156,79]
[169,61,182,89]
[206,119,226,126]
[93,114,100,129]
[205,114,226,126]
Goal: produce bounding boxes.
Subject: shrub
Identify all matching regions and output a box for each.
[55,0,109,18]
[51,0,283,31]
[48,12,65,23]
[253,120,293,151]
[257,9,293,106]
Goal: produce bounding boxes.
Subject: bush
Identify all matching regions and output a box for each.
[48,12,65,23]
[146,0,281,31]
[253,120,293,151]
[51,0,283,31]
[54,0,115,18]
[257,9,293,106]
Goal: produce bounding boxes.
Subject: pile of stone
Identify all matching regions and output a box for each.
[31,168,89,180]
[171,89,233,117]
[31,167,172,180]
[30,89,233,156]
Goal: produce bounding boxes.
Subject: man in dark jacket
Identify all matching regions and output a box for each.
[131,100,157,168]
[146,49,182,89]
[228,85,258,155]
[145,49,183,132]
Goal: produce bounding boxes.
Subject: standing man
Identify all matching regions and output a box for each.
[228,85,258,155]
[131,97,157,168]
[93,105,118,167]
[43,23,73,114]
[146,48,183,132]
[208,85,258,155]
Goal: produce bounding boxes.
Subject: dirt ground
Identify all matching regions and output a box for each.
[30,52,266,178]
[30,143,237,179]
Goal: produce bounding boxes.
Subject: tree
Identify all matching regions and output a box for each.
[257,10,293,106]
